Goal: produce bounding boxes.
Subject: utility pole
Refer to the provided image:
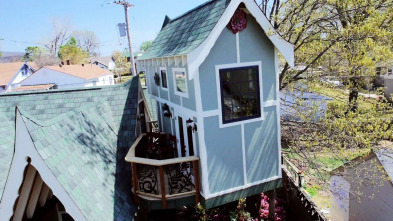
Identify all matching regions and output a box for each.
[114,0,136,76]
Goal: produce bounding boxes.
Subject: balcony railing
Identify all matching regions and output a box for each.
[125,133,200,209]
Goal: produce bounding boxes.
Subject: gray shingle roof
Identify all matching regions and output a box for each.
[0,78,139,220]
[139,0,230,60]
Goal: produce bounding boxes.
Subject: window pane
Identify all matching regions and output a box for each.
[175,71,187,93]
[161,70,167,88]
[219,65,260,124]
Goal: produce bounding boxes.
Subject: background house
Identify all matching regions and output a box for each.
[19,64,115,89]
[384,73,393,101]
[0,62,36,93]
[90,56,116,70]
[330,146,393,221]
[135,0,294,209]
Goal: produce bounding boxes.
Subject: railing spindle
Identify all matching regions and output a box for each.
[159,165,167,209]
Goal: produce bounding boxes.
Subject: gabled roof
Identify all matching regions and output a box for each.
[139,0,294,75]
[139,0,230,60]
[0,78,139,220]
[90,56,114,67]
[43,64,113,80]
[331,142,393,184]
[0,62,35,86]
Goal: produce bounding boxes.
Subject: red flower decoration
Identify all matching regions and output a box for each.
[227,9,247,34]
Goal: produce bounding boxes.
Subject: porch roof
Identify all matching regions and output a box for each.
[0,78,139,220]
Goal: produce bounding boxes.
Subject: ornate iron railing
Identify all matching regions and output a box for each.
[125,134,200,209]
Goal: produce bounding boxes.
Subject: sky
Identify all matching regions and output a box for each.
[0,0,208,56]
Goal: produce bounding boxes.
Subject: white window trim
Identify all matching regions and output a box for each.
[215,61,264,128]
[172,67,189,98]
[159,67,169,91]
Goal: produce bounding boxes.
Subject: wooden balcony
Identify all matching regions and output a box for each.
[125,133,200,209]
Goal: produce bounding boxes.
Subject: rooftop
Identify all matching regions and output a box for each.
[139,0,230,60]
[0,62,34,85]
[44,64,113,80]
[0,78,139,220]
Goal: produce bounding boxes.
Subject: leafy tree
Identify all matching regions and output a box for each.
[22,46,41,62]
[259,0,393,110]
[326,0,393,111]
[139,41,152,52]
[58,37,89,64]
[112,50,131,81]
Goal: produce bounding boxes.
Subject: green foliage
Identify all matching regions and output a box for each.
[22,46,41,62]
[269,0,393,108]
[58,37,88,64]
[139,41,152,52]
[112,50,131,78]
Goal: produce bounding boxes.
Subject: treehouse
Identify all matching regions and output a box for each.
[131,0,294,210]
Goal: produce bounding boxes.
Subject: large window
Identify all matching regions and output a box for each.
[160,68,168,89]
[219,65,261,124]
[173,68,188,97]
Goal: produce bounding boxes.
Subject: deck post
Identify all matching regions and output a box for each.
[131,163,139,204]
[193,160,200,204]
[159,165,167,209]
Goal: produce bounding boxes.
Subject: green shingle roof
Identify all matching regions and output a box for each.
[0,77,139,220]
[139,0,230,60]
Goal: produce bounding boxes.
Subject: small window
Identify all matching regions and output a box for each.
[219,65,261,124]
[173,68,188,97]
[160,68,168,89]
[376,67,382,75]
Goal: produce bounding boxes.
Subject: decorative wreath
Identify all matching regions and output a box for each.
[227,9,247,34]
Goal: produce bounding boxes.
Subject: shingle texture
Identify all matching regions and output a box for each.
[0,77,139,220]
[139,0,230,60]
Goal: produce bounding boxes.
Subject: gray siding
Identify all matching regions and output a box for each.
[204,116,244,194]
[199,28,237,111]
[240,15,276,101]
[244,106,279,183]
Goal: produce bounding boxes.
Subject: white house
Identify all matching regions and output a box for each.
[19,64,115,89]
[90,56,116,70]
[0,62,36,93]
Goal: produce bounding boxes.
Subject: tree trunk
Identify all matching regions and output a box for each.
[348,77,359,112]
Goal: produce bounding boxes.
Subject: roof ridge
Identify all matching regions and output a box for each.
[18,99,108,127]
[169,0,218,23]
